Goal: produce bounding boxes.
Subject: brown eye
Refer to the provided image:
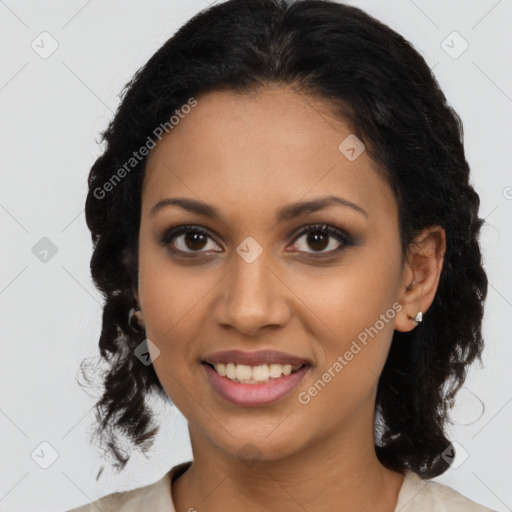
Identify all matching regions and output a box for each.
[305,231,330,251]
[159,225,221,255]
[290,224,353,256]
[180,232,209,251]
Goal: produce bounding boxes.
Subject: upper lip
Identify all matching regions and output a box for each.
[202,349,312,367]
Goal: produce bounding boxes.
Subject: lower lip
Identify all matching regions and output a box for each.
[202,363,311,407]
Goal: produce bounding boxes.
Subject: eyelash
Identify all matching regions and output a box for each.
[159,223,355,260]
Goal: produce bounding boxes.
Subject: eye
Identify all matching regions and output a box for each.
[290,223,352,257]
[159,225,221,256]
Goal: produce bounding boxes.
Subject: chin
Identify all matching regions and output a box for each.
[208,420,310,465]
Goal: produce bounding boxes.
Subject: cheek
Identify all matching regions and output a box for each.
[137,243,201,361]
[293,246,401,336]
[291,240,402,386]
[137,258,207,412]
[295,290,398,426]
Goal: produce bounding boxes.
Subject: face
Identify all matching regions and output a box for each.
[136,86,408,463]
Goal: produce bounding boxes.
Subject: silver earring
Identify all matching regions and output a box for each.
[414,311,423,323]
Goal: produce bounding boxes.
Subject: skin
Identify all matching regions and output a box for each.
[133,86,446,512]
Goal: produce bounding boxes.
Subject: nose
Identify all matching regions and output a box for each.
[213,250,292,337]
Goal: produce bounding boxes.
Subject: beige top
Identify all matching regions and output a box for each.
[67,461,497,511]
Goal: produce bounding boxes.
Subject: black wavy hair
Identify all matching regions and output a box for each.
[79,0,488,480]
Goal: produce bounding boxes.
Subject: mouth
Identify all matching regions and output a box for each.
[201,361,312,407]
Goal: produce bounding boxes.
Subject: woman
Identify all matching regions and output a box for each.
[69,0,496,510]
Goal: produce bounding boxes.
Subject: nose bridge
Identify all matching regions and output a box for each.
[233,247,269,299]
[215,241,289,334]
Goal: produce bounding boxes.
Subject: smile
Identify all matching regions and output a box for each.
[202,362,311,406]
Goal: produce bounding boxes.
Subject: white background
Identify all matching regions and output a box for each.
[0,1,511,510]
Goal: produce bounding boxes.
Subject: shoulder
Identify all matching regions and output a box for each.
[66,471,174,512]
[396,470,498,512]
[67,461,192,512]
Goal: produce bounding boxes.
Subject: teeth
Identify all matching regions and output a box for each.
[212,362,302,383]
[225,363,236,379]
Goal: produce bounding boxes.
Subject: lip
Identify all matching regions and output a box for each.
[202,349,313,366]
[202,362,311,407]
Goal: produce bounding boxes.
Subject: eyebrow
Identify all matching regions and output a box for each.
[149,195,368,221]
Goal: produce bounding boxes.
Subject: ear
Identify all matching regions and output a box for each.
[394,226,446,332]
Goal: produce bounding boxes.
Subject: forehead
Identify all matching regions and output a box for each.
[142,87,396,225]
